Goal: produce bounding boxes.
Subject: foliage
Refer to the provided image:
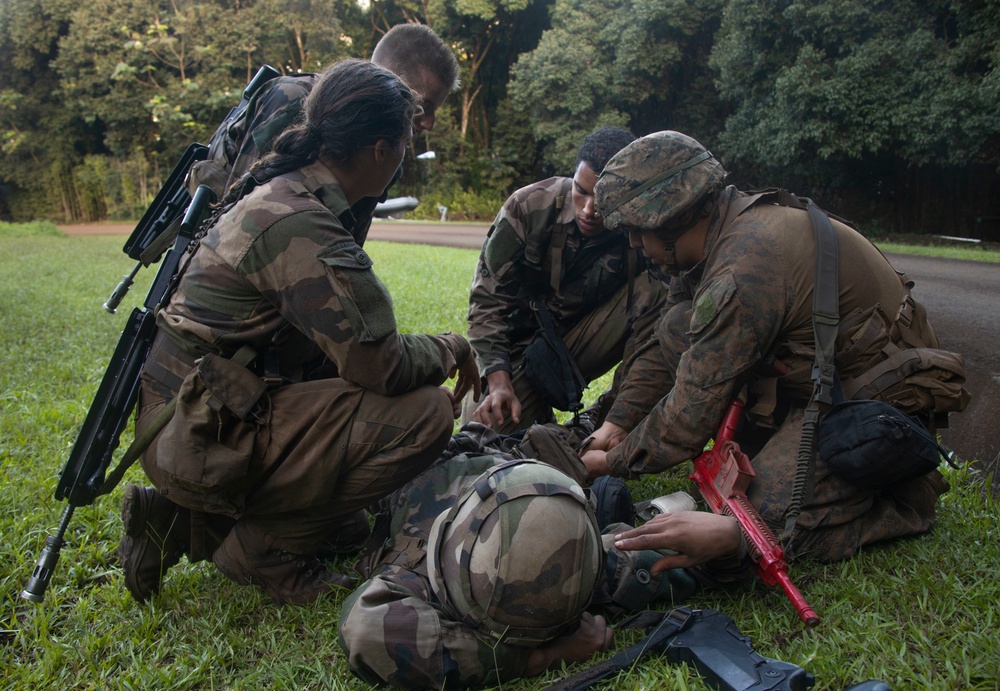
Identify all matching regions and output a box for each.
[710,0,1000,237]
[1,234,999,689]
[1,0,999,237]
[713,0,1000,168]
[410,185,507,221]
[874,240,1000,264]
[505,0,724,173]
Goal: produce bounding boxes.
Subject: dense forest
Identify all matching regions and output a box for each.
[1,0,998,239]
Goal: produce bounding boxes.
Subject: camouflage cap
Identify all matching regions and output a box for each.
[595,130,727,232]
[426,460,602,647]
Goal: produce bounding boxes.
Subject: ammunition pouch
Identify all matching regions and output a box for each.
[158,351,268,516]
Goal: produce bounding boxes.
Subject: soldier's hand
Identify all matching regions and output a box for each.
[573,612,614,656]
[582,421,627,452]
[614,511,742,572]
[580,448,611,480]
[450,353,481,412]
[471,371,521,429]
[524,612,613,676]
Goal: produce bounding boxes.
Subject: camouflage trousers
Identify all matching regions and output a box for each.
[650,301,946,563]
[463,275,668,434]
[137,378,453,557]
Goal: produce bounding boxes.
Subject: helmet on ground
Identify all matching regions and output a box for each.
[426,459,603,647]
[595,130,726,233]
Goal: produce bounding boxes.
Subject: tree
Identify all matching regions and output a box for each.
[0,0,85,220]
[505,0,725,174]
[711,0,1000,237]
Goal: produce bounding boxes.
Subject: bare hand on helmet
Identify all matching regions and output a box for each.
[614,511,742,572]
[471,370,522,429]
[524,612,614,676]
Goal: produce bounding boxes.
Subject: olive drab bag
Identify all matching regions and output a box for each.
[157,349,269,516]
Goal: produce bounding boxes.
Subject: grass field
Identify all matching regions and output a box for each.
[1,227,998,690]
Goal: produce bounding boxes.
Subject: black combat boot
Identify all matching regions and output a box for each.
[213,521,354,605]
[118,484,189,602]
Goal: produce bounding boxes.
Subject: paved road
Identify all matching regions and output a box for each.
[886,254,1000,474]
[61,220,999,484]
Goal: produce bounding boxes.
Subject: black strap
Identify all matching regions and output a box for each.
[547,608,695,691]
[531,297,586,411]
[782,199,840,544]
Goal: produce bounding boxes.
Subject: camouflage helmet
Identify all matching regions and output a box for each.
[426,460,603,647]
[595,130,726,232]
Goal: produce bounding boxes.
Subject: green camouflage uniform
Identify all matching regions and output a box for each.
[338,425,696,688]
[188,73,385,245]
[604,185,950,562]
[466,176,667,432]
[138,160,469,556]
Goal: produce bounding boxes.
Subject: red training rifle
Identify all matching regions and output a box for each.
[689,398,820,627]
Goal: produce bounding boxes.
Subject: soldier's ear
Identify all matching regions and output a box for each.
[372,138,391,162]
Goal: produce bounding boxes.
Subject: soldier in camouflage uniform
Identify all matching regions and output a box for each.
[466,127,668,434]
[338,424,698,687]
[188,23,459,245]
[581,130,963,574]
[118,60,479,606]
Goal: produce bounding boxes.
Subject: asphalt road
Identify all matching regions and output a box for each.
[885,254,1000,475]
[61,220,999,485]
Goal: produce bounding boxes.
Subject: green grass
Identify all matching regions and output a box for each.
[0,220,65,238]
[874,241,1000,263]
[1,234,998,690]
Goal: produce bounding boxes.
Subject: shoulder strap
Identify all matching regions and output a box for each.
[530,297,587,412]
[547,177,574,292]
[781,198,841,544]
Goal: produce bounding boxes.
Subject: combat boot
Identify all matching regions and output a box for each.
[213,522,354,605]
[890,469,951,517]
[316,510,372,560]
[118,484,189,602]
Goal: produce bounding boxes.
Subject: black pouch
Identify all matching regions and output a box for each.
[523,331,586,412]
[817,399,944,490]
[521,296,587,413]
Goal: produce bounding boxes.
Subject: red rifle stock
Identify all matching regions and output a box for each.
[689,399,820,627]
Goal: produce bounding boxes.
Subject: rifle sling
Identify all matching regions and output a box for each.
[98,344,258,497]
[781,199,840,544]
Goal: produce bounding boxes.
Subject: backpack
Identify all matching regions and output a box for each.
[185,66,317,198]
